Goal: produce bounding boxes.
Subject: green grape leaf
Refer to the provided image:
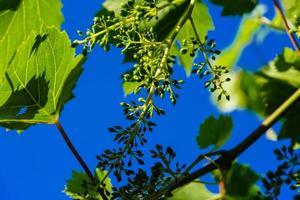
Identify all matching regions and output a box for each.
[123,81,141,96]
[274,48,300,71]
[0,28,85,131]
[167,182,218,200]
[0,0,63,83]
[240,67,300,143]
[214,162,260,199]
[64,169,112,200]
[174,1,214,75]
[196,115,233,150]
[209,0,258,16]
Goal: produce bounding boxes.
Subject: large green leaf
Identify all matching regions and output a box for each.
[196,115,233,150]
[174,1,214,75]
[167,182,219,200]
[214,162,260,199]
[0,28,85,131]
[0,0,63,83]
[209,0,258,16]
[64,169,112,200]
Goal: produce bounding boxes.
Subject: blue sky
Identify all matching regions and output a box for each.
[0,0,295,199]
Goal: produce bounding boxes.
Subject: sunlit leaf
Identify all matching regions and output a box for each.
[0,28,85,131]
[123,81,141,96]
[167,182,218,200]
[197,115,233,150]
[0,0,63,83]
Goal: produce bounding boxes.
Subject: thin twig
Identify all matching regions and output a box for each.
[169,88,300,191]
[55,121,108,200]
[273,0,300,52]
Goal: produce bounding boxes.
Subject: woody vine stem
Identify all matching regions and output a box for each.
[148,0,300,198]
[55,121,108,200]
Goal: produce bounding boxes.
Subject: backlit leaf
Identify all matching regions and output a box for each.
[167,182,218,200]
[0,28,85,131]
[0,0,63,83]
[197,115,233,150]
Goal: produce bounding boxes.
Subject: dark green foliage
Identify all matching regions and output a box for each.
[210,0,257,16]
[197,115,233,150]
[274,48,300,71]
[112,145,185,199]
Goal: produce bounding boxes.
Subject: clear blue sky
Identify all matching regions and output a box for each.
[0,0,294,199]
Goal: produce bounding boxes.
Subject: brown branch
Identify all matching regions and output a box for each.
[150,1,300,195]
[273,0,300,52]
[165,88,300,192]
[55,121,108,200]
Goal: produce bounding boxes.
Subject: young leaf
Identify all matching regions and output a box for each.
[167,182,218,200]
[64,169,112,200]
[0,0,63,83]
[123,81,141,96]
[196,115,233,150]
[0,28,85,131]
[209,0,258,16]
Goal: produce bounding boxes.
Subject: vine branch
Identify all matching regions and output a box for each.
[100,0,197,185]
[55,121,108,200]
[149,0,300,197]
[273,0,300,52]
[162,81,300,196]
